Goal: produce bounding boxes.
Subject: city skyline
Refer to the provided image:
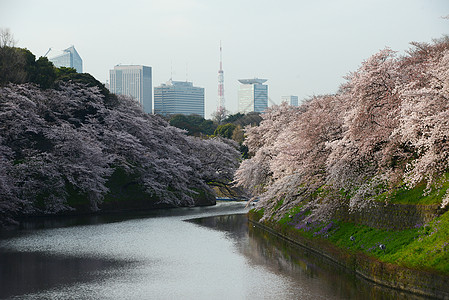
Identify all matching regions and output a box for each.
[1,0,447,118]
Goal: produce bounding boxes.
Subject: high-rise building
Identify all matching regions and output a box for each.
[109,65,152,114]
[154,80,204,117]
[238,78,268,114]
[48,46,83,73]
[281,95,299,106]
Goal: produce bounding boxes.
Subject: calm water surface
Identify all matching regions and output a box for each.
[0,202,427,299]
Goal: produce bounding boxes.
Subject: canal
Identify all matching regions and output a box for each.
[0,202,426,299]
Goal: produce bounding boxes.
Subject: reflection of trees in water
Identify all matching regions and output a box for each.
[188,213,249,240]
[245,225,426,300]
[0,251,130,299]
[193,213,426,300]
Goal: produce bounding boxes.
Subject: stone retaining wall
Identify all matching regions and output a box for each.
[335,202,441,230]
[248,210,449,299]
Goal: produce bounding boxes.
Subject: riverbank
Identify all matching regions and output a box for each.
[248,208,449,299]
[0,202,423,299]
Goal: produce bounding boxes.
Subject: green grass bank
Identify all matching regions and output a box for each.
[248,191,449,298]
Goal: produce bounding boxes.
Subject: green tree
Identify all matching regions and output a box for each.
[0,40,57,89]
[169,114,217,136]
[231,125,244,144]
[222,112,262,127]
[170,114,199,135]
[214,123,237,139]
[223,112,244,124]
[29,56,56,89]
[19,48,37,79]
[199,119,217,136]
[0,46,27,85]
[0,29,27,85]
[55,66,77,78]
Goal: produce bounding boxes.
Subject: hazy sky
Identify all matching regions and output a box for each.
[1,0,448,118]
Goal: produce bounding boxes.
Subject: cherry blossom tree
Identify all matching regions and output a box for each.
[234,103,300,197]
[236,37,449,222]
[395,38,449,207]
[0,81,241,225]
[0,140,23,226]
[326,48,401,191]
[235,97,345,220]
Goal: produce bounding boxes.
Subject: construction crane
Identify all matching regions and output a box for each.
[43,48,52,57]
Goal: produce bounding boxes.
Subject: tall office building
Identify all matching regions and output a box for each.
[281,95,299,106]
[154,80,204,118]
[48,46,83,73]
[238,78,268,114]
[109,65,152,114]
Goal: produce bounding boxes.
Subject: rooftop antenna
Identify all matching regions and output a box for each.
[186,62,188,82]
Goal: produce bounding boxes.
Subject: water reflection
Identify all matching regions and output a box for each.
[13,201,248,232]
[0,251,130,299]
[187,213,249,240]
[0,203,431,299]
[191,213,429,300]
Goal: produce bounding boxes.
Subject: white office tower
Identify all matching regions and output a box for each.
[238,78,268,114]
[48,46,83,73]
[109,65,152,114]
[154,80,205,118]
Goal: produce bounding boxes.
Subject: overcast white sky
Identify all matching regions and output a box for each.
[1,0,448,118]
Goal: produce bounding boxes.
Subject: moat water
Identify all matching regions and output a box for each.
[0,202,427,299]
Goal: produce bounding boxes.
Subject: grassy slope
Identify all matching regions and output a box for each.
[377,173,449,205]
[252,180,449,275]
[328,212,449,274]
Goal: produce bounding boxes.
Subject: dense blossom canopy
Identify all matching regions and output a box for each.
[0,83,240,225]
[235,37,449,221]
